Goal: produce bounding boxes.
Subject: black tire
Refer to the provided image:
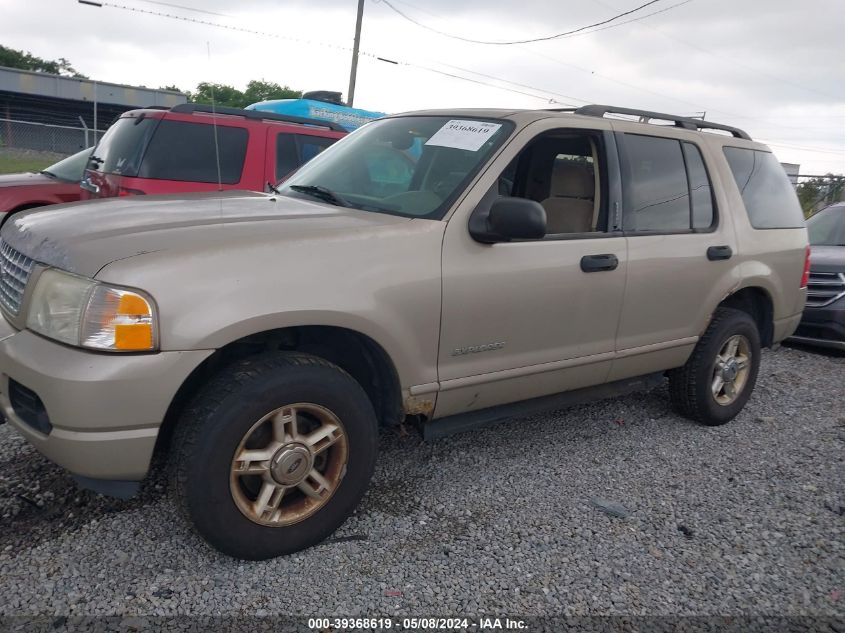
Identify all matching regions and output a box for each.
[170,352,378,560]
[668,307,761,426]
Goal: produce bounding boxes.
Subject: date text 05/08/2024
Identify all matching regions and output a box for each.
[307,617,527,630]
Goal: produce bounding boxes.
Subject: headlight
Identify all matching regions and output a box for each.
[26,268,157,352]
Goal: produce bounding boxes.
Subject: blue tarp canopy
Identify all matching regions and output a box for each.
[246,99,385,131]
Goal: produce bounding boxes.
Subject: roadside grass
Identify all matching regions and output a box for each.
[0,148,68,175]
[0,154,54,175]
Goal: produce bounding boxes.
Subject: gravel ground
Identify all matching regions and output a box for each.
[0,346,842,620]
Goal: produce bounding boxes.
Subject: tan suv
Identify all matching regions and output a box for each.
[0,105,808,560]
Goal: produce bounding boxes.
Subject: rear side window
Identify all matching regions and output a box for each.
[300,136,335,162]
[723,147,804,229]
[622,134,718,232]
[276,134,337,180]
[138,120,248,184]
[276,135,298,180]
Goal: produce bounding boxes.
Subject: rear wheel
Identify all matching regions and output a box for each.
[170,352,378,559]
[668,307,761,426]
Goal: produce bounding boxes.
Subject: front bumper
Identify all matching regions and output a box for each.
[0,315,212,482]
[788,297,845,351]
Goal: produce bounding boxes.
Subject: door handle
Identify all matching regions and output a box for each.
[707,245,733,261]
[580,254,619,272]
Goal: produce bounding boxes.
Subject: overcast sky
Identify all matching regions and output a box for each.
[3,0,844,173]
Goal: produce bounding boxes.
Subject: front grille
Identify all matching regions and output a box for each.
[0,240,35,315]
[806,271,845,308]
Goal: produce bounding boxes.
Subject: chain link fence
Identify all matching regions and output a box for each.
[0,118,107,156]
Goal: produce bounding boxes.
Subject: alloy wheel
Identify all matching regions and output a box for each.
[711,334,752,406]
[229,403,349,526]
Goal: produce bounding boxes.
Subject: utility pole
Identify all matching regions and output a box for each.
[93,80,98,145]
[347,0,365,107]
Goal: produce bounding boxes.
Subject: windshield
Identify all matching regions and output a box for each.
[88,116,159,176]
[278,116,512,219]
[808,205,845,246]
[42,147,93,182]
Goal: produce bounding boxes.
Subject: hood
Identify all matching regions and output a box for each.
[0,172,54,188]
[810,244,845,273]
[0,190,410,278]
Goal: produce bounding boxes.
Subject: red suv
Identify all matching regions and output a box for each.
[80,104,347,199]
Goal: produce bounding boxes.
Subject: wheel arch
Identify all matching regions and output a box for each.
[152,325,404,463]
[716,286,775,347]
[2,203,52,226]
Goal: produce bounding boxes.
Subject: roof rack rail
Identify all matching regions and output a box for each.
[573,104,751,140]
[168,103,347,133]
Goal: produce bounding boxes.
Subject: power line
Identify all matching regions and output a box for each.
[433,61,591,106]
[508,33,841,144]
[376,5,845,160]
[77,0,584,107]
[591,0,839,101]
[377,0,842,145]
[383,58,581,106]
[377,58,845,158]
[390,59,845,158]
[75,1,845,159]
[556,0,694,39]
[82,1,362,57]
[761,141,845,157]
[376,0,721,114]
[517,44,711,111]
[136,0,228,17]
[384,0,442,19]
[377,0,674,45]
[381,0,695,44]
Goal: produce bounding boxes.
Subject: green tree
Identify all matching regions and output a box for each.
[797,175,844,217]
[243,80,301,104]
[0,44,87,78]
[797,180,821,217]
[191,82,249,108]
[186,80,302,109]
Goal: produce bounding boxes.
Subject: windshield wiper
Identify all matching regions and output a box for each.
[267,181,282,195]
[40,170,57,179]
[288,185,352,208]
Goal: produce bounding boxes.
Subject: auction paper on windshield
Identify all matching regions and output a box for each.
[425,120,503,152]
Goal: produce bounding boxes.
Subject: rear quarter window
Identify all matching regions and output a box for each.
[138,120,248,184]
[723,147,804,229]
[89,117,159,177]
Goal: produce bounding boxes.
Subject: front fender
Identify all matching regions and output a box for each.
[192,309,430,390]
[95,220,446,391]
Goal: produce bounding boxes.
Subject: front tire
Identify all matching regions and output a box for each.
[668,307,761,426]
[170,352,378,560]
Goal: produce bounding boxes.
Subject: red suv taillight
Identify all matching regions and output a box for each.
[800,245,811,289]
[118,187,146,197]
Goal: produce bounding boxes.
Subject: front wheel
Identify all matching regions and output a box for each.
[170,352,378,560]
[668,307,761,426]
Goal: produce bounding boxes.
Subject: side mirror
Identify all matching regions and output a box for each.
[79,177,99,195]
[469,197,547,243]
